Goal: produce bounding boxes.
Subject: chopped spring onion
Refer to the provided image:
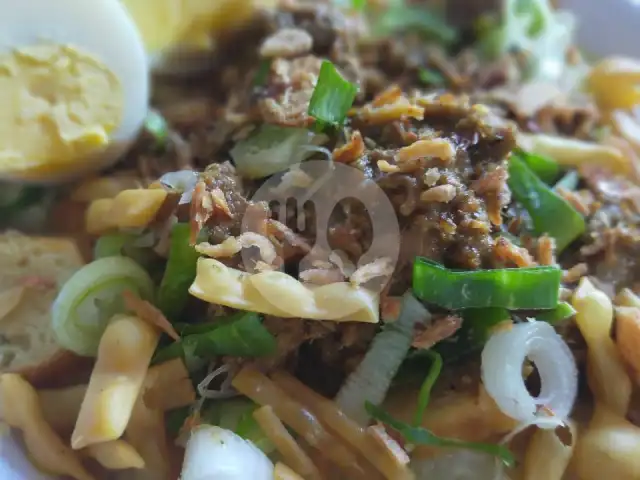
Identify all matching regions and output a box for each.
[335,292,430,426]
[508,155,586,252]
[94,233,135,259]
[203,398,275,454]
[166,406,191,436]
[418,68,445,86]
[181,425,273,480]
[144,109,169,150]
[159,170,199,205]
[413,257,562,310]
[94,232,158,272]
[253,60,271,88]
[413,350,443,427]
[375,3,457,45]
[166,381,261,443]
[333,0,366,11]
[307,61,358,129]
[553,170,580,192]
[481,321,578,427]
[477,0,576,81]
[535,301,576,324]
[366,402,515,467]
[0,184,46,216]
[153,312,277,364]
[157,223,200,320]
[230,125,328,179]
[514,148,560,184]
[52,256,155,356]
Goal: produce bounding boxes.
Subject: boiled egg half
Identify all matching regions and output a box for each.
[0,0,149,183]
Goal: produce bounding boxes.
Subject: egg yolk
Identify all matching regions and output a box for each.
[0,44,123,175]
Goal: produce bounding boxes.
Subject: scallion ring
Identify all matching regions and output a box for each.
[481,321,578,427]
[52,256,155,356]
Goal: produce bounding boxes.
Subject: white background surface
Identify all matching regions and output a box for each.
[1,0,639,478]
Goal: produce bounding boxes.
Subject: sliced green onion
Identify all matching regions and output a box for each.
[365,402,515,467]
[335,292,430,426]
[94,232,159,271]
[185,312,277,357]
[554,170,579,191]
[203,398,274,454]
[230,125,326,179]
[462,308,511,343]
[152,340,183,364]
[94,234,132,259]
[412,350,443,427]
[535,301,576,323]
[477,0,575,81]
[253,60,271,88]
[94,232,149,260]
[333,0,366,11]
[307,60,358,129]
[157,223,200,321]
[153,312,277,364]
[418,68,445,86]
[166,406,190,436]
[413,257,561,310]
[508,155,586,252]
[375,4,457,45]
[52,256,155,356]
[514,149,560,184]
[145,109,169,151]
[0,184,46,215]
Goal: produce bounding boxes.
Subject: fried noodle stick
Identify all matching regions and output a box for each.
[271,370,414,480]
[232,366,372,476]
[253,405,323,480]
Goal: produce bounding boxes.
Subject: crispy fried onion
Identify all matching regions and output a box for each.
[196,233,278,265]
[350,257,394,287]
[123,290,180,341]
[412,315,463,349]
[299,268,345,285]
[189,182,234,244]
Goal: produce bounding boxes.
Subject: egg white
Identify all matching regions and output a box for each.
[0,0,150,183]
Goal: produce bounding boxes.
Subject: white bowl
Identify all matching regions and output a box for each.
[0,430,54,479]
[560,0,640,58]
[1,1,639,478]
